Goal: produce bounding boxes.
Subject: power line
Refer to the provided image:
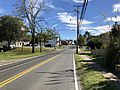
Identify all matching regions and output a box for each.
[79,0,89,27]
[73,0,89,54]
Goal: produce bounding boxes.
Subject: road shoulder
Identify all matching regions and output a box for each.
[75,54,119,90]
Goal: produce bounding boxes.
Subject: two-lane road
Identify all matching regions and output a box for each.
[0,46,81,90]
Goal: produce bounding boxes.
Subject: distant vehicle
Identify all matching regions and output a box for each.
[0,41,16,52]
[34,44,38,46]
[10,45,16,49]
[44,44,52,47]
[45,40,57,47]
[24,44,38,46]
[0,45,8,52]
[24,44,31,46]
[0,41,7,52]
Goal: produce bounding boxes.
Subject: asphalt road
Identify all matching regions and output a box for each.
[0,46,80,90]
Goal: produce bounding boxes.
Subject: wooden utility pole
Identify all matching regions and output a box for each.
[74,5,81,54]
[73,0,89,54]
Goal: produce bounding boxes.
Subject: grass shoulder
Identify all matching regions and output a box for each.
[0,47,56,61]
[75,54,117,90]
[87,53,107,68]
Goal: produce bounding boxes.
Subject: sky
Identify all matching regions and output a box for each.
[0,0,120,40]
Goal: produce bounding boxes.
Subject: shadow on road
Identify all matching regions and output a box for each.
[35,69,75,86]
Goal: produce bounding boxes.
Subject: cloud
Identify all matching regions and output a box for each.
[81,25,111,35]
[47,2,56,9]
[45,16,58,20]
[113,3,120,12]
[57,12,112,36]
[57,12,93,30]
[72,0,91,3]
[92,25,111,35]
[106,16,120,22]
[46,2,64,11]
[93,25,111,32]
[82,20,93,24]
[52,23,60,28]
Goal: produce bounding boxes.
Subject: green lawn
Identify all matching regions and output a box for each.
[0,47,56,61]
[75,54,117,90]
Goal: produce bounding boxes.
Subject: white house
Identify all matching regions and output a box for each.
[45,37,61,47]
[15,41,29,47]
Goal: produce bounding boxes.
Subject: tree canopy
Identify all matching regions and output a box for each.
[0,15,24,49]
[78,35,85,48]
[15,0,46,53]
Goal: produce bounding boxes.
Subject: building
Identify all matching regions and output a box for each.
[15,41,29,47]
[45,37,61,47]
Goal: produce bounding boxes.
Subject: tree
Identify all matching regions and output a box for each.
[36,31,44,52]
[78,35,85,48]
[74,40,77,45]
[111,22,120,39]
[46,29,58,40]
[36,28,59,52]
[105,22,120,68]
[41,31,49,46]
[84,31,90,43]
[84,31,90,38]
[87,37,103,50]
[19,27,29,52]
[41,28,58,46]
[61,40,69,45]
[15,0,46,53]
[0,15,23,49]
[99,32,110,48]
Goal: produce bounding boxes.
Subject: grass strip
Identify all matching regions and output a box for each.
[75,54,117,90]
[0,47,56,61]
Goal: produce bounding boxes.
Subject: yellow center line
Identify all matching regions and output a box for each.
[0,54,61,88]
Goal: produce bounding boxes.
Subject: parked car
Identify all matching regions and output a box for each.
[0,45,8,52]
[45,44,52,47]
[24,44,31,46]
[10,45,16,49]
[24,44,38,46]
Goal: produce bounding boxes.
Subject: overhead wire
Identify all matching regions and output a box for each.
[79,0,89,34]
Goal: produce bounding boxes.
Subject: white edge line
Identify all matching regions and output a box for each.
[73,54,79,90]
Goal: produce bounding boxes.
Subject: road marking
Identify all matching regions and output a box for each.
[73,54,79,90]
[0,54,61,88]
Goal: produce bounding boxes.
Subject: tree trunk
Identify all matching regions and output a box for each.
[32,28,35,53]
[39,39,42,52]
[43,39,46,46]
[59,37,60,47]
[8,41,11,50]
[22,41,24,53]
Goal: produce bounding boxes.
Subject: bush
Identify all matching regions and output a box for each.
[105,41,120,69]
[105,22,120,69]
[87,38,103,50]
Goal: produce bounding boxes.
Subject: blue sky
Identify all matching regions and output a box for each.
[0,0,120,40]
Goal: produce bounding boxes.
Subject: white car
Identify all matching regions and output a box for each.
[10,45,16,49]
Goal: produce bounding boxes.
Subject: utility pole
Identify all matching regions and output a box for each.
[73,0,89,54]
[74,5,81,54]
